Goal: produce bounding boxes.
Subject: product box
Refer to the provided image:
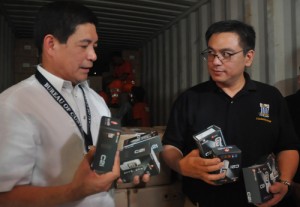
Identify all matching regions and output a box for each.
[120,141,160,183]
[243,154,280,204]
[123,131,163,153]
[193,125,226,158]
[119,132,163,183]
[93,116,121,174]
[116,126,172,189]
[211,145,242,184]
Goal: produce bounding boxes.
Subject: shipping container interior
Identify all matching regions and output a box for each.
[0,0,300,127]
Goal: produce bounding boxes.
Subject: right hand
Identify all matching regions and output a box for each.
[68,146,120,200]
[178,149,225,185]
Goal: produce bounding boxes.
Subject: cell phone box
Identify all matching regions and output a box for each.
[122,131,163,153]
[211,145,242,184]
[193,125,226,158]
[120,141,161,183]
[93,116,121,174]
[243,154,280,204]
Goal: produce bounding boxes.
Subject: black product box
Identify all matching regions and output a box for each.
[93,116,121,174]
[120,141,160,183]
[120,132,163,183]
[123,131,162,153]
[211,145,242,184]
[193,125,226,158]
[243,154,280,204]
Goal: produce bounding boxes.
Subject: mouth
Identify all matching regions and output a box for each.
[80,67,92,72]
[211,69,224,75]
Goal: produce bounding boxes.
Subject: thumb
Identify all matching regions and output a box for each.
[85,146,96,164]
[187,149,200,157]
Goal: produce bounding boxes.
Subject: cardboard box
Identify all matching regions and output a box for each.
[14,56,38,73]
[212,145,242,184]
[193,125,226,158]
[14,38,38,57]
[243,154,280,204]
[114,188,129,207]
[127,182,184,207]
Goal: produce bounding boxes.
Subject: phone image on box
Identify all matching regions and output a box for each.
[93,116,121,174]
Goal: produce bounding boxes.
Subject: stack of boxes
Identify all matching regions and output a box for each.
[122,50,141,86]
[14,38,39,83]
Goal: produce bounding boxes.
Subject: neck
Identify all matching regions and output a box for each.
[217,78,245,98]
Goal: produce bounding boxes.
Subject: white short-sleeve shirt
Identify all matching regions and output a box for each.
[0,65,114,207]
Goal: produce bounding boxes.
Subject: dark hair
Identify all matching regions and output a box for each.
[205,20,256,52]
[34,1,98,55]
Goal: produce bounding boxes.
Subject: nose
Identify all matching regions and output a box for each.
[212,54,223,64]
[88,47,97,62]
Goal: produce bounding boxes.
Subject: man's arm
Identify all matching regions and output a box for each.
[161,145,225,185]
[277,150,299,183]
[257,150,299,207]
[0,147,120,207]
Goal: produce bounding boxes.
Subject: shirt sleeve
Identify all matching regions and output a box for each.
[0,101,38,192]
[162,94,189,152]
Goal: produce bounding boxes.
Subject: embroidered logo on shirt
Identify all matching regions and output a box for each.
[256,103,272,123]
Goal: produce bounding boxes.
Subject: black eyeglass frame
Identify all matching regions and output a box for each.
[200,48,246,62]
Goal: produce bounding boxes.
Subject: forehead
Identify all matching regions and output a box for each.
[68,23,98,43]
[208,32,241,50]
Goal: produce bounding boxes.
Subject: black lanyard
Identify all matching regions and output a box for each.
[35,70,93,152]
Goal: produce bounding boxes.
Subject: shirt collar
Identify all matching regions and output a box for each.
[242,72,257,91]
[209,72,257,93]
[37,65,89,93]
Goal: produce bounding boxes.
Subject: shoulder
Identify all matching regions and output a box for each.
[285,90,300,102]
[251,80,284,98]
[176,81,214,100]
[0,75,39,103]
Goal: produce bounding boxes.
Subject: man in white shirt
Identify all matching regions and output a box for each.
[0,1,120,206]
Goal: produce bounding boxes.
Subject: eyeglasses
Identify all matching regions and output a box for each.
[201,49,245,62]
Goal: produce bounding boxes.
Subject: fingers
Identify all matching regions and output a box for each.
[132,175,140,185]
[131,173,151,185]
[112,150,120,175]
[142,173,150,183]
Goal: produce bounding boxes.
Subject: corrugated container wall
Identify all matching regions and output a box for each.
[0,14,14,91]
[141,0,300,126]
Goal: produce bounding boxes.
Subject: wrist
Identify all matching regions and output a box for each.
[278,179,292,195]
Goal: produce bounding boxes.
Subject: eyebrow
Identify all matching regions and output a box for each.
[207,47,236,52]
[78,39,98,45]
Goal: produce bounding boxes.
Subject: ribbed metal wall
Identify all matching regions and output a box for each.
[0,14,14,92]
[141,0,300,126]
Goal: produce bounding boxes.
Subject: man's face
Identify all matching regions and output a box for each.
[51,23,98,84]
[206,32,254,88]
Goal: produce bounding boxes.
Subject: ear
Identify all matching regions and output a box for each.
[245,50,255,67]
[43,34,56,56]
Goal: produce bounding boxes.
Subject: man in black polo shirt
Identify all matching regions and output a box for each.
[161,20,299,207]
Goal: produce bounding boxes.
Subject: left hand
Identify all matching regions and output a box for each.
[256,181,289,207]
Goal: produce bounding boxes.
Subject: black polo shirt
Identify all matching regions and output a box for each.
[163,73,299,207]
[285,90,300,183]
